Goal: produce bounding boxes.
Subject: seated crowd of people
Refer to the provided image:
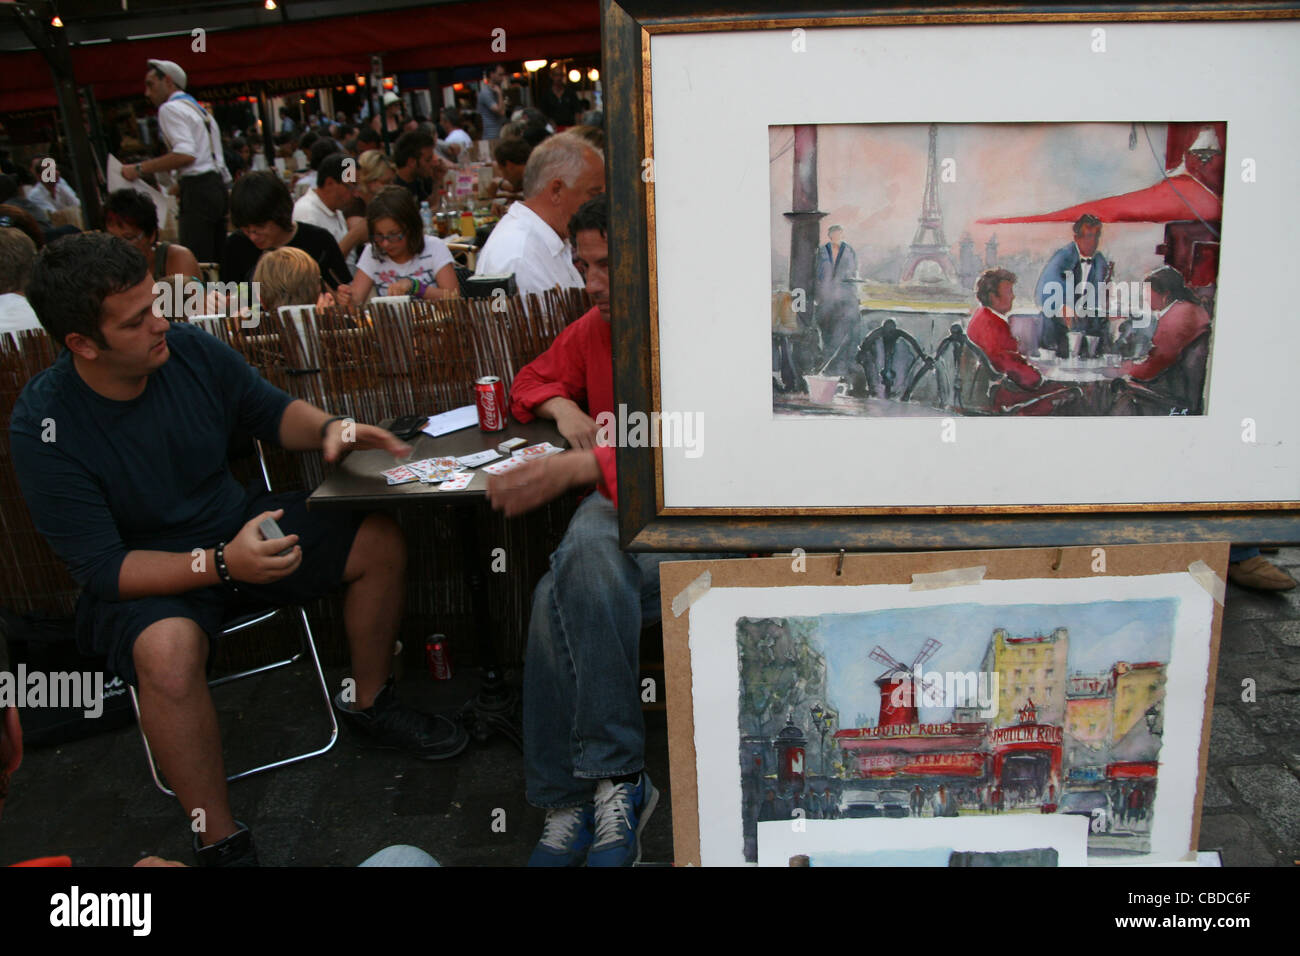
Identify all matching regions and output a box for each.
[2,55,607,322]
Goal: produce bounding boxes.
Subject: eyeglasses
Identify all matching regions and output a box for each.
[372,231,406,245]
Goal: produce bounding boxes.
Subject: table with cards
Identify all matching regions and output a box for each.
[306,413,568,749]
[306,416,566,509]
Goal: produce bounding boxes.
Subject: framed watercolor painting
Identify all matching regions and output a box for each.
[602,1,1300,550]
[659,543,1227,866]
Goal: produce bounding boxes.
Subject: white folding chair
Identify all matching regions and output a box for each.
[128,439,338,796]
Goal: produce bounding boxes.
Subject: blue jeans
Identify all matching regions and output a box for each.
[523,493,699,808]
[358,845,439,867]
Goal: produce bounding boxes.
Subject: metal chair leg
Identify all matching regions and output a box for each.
[130,606,338,797]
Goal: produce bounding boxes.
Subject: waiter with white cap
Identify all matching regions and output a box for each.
[122,59,231,262]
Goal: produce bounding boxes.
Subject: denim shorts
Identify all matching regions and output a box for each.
[77,488,361,686]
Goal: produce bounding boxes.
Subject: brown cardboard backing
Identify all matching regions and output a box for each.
[658,543,1229,867]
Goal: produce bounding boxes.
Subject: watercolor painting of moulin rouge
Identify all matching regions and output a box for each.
[732,596,1191,864]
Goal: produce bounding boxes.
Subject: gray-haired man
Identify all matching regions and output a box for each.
[474,132,604,297]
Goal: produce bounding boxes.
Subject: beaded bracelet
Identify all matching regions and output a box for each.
[214,541,238,591]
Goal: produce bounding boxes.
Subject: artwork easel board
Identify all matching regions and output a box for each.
[660,543,1227,866]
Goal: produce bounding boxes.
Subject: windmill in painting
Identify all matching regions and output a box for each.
[734,601,1174,862]
[868,638,941,727]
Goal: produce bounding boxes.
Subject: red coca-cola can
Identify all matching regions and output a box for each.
[425,634,453,680]
[475,375,507,431]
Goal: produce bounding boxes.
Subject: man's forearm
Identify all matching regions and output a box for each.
[565,449,603,487]
[535,396,581,421]
[278,398,332,451]
[139,152,196,176]
[338,219,367,256]
[118,548,220,601]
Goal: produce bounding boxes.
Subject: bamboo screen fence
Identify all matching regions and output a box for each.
[0,288,592,672]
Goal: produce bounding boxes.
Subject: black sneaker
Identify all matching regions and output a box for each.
[193,821,259,867]
[334,678,469,760]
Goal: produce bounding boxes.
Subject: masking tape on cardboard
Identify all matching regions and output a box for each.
[910,565,986,591]
[671,570,712,617]
[1187,560,1226,606]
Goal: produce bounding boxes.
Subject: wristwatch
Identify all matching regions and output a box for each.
[135,163,144,175]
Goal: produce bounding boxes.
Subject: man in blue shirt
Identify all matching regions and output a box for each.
[10,233,467,866]
[1034,213,1110,357]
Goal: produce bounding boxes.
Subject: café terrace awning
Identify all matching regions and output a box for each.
[977,122,1226,227]
[0,0,599,112]
[976,172,1222,226]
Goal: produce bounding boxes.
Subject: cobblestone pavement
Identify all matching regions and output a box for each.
[1199,546,1300,866]
[1,548,1296,866]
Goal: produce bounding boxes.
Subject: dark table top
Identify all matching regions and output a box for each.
[307,415,565,510]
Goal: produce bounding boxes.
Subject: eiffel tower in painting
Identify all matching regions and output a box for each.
[898,123,958,289]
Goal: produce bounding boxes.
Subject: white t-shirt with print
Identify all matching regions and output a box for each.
[356,236,455,297]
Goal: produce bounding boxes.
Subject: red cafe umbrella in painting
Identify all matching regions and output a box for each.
[977,122,1225,226]
[976,172,1220,226]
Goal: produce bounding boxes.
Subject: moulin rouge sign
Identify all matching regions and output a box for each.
[838,722,985,740]
[989,724,1063,745]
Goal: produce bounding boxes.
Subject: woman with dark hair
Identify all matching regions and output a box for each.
[103,189,202,281]
[226,138,252,179]
[337,186,457,305]
[220,171,350,287]
[1122,265,1210,382]
[1145,264,1201,307]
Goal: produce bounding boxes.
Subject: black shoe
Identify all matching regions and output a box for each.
[193,821,259,867]
[333,678,469,760]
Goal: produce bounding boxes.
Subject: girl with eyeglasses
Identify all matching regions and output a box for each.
[337,186,458,306]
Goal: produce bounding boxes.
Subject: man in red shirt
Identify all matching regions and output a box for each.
[487,195,695,866]
[966,268,1042,392]
[965,268,1073,414]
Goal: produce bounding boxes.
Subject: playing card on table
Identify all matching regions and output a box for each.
[381,464,419,485]
[410,457,463,483]
[513,442,563,460]
[483,456,527,476]
[437,473,474,491]
[457,449,502,468]
[404,458,437,480]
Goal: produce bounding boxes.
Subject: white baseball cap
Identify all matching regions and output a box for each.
[147,59,187,90]
[383,91,401,108]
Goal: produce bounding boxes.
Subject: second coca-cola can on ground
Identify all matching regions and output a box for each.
[425,634,453,680]
[475,376,507,431]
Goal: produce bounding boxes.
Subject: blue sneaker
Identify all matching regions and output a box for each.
[527,805,594,867]
[587,773,659,867]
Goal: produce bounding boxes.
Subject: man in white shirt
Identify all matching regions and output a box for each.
[24,156,80,218]
[293,152,367,269]
[437,108,474,163]
[122,59,231,262]
[474,133,604,297]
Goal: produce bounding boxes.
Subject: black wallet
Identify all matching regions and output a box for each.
[389,414,428,441]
